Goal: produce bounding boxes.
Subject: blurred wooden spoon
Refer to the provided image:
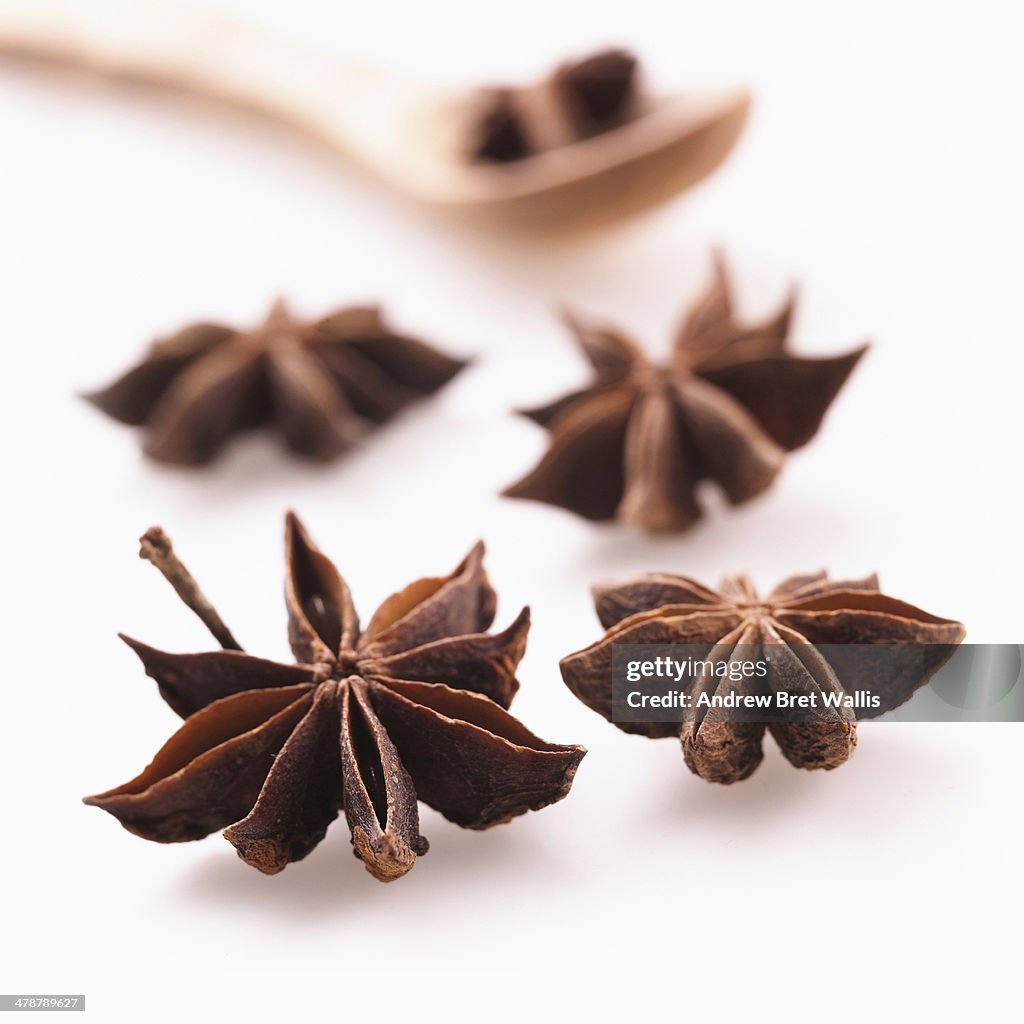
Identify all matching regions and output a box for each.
[0,0,751,232]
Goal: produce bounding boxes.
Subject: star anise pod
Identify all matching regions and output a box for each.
[472,49,639,163]
[84,515,585,882]
[503,256,868,532]
[83,301,467,466]
[561,570,965,783]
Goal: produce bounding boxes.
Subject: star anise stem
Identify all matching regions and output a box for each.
[139,527,242,652]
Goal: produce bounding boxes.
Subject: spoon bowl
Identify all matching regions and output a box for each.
[409,87,751,230]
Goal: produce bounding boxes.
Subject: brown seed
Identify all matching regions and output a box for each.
[84,514,585,882]
[504,254,868,532]
[560,569,965,784]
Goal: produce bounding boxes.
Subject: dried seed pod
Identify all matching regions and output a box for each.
[85,515,585,881]
[504,255,867,532]
[84,302,467,466]
[561,569,965,783]
[472,49,640,163]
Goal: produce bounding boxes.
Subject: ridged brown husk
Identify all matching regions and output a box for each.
[504,256,868,532]
[472,49,640,163]
[84,301,466,466]
[84,514,585,882]
[560,570,965,783]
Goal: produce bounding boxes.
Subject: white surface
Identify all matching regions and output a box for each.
[1,0,1021,1019]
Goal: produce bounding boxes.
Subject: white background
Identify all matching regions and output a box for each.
[2,0,1022,1019]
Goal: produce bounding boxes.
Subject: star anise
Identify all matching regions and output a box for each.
[472,49,639,163]
[561,570,965,783]
[83,301,467,466]
[84,515,585,882]
[503,256,868,532]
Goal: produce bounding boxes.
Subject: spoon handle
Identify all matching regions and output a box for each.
[0,0,353,130]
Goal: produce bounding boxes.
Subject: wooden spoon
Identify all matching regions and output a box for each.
[0,0,751,232]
